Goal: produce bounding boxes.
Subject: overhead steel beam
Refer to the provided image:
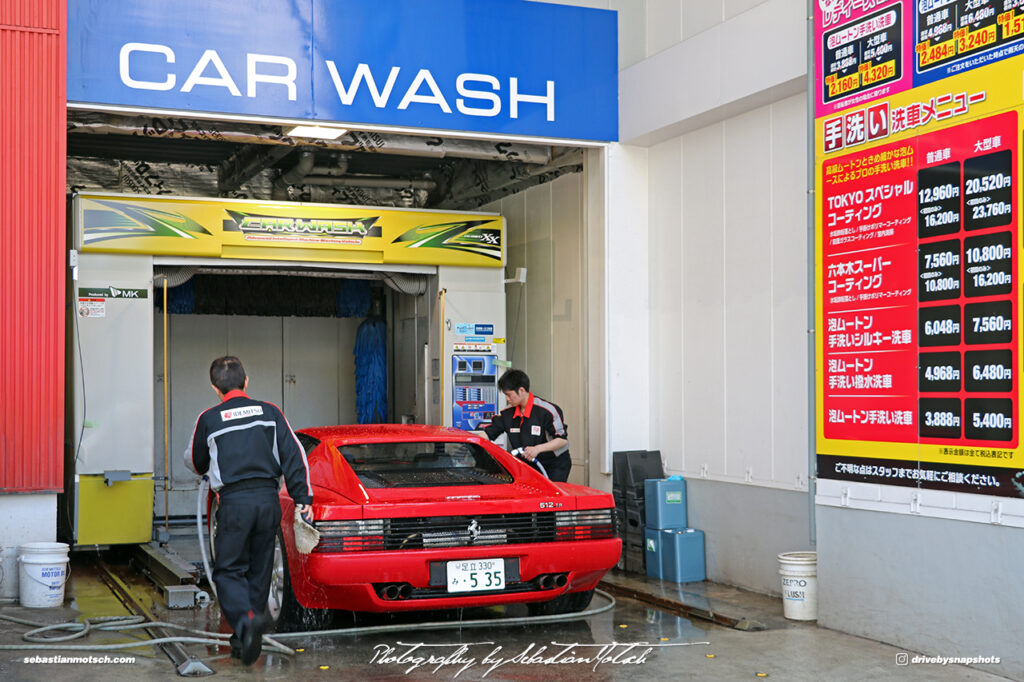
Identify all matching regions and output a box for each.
[69,113,553,164]
[218,144,295,193]
[442,149,584,209]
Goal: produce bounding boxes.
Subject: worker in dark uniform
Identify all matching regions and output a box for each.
[480,369,572,482]
[184,356,312,666]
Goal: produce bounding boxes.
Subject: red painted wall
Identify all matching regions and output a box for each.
[0,0,66,492]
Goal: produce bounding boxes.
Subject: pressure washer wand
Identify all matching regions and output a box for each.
[509,447,548,479]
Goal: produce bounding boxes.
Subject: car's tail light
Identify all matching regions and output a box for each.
[314,519,385,552]
[554,509,615,541]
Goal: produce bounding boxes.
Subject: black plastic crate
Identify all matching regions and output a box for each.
[627,450,665,488]
[624,545,645,574]
[624,508,644,536]
[612,450,646,491]
[613,450,666,496]
[624,487,646,509]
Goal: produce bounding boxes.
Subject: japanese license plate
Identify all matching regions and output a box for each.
[446,558,505,593]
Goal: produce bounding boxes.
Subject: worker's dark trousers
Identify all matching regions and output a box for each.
[213,486,281,634]
[537,452,572,482]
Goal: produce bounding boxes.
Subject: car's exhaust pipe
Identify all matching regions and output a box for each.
[553,573,568,588]
[377,582,412,600]
[537,574,552,589]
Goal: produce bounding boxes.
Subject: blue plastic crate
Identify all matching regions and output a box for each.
[661,528,705,583]
[644,478,687,530]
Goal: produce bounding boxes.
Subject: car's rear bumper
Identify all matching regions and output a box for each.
[290,538,622,611]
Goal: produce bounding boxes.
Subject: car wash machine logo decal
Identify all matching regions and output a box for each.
[391,220,502,260]
[82,199,212,245]
[75,194,505,267]
[224,210,382,245]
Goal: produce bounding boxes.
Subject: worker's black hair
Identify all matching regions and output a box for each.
[497,368,530,393]
[210,356,246,393]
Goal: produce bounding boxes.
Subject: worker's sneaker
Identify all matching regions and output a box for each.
[239,613,266,665]
[228,633,241,659]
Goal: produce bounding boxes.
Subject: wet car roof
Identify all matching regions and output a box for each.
[298,423,477,442]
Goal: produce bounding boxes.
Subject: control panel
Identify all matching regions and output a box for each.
[452,354,498,430]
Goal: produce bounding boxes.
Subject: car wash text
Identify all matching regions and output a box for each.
[119,44,556,122]
[69,0,617,140]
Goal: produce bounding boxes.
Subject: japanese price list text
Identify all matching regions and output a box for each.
[917,0,1024,73]
[823,3,903,104]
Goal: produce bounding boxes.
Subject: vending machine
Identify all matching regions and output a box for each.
[451,354,499,430]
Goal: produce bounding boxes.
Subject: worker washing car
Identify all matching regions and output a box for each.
[184,356,312,665]
[479,369,572,482]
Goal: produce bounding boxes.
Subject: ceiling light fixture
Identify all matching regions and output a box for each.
[286,124,348,140]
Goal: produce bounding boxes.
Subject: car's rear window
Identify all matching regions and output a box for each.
[336,441,513,487]
[296,432,320,456]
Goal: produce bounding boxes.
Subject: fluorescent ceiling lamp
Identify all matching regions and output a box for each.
[287,125,348,140]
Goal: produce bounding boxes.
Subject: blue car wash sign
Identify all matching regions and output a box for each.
[68,0,618,142]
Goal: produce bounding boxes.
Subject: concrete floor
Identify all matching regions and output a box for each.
[0,541,1012,681]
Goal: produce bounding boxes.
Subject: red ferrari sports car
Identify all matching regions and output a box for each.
[212,424,621,631]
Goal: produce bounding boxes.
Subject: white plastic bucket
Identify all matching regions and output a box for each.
[778,551,817,621]
[18,542,70,608]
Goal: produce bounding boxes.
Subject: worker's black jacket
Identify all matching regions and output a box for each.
[480,393,569,469]
[185,390,312,505]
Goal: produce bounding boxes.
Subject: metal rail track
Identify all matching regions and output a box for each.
[94,558,213,677]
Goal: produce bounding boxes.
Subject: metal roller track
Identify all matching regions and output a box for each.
[94,559,213,677]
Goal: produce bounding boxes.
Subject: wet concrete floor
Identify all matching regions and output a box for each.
[0,546,1011,681]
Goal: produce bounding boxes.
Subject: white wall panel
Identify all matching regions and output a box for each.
[586,148,609,482]
[485,172,589,484]
[723,107,773,483]
[769,93,809,488]
[682,0,722,40]
[284,317,339,430]
[525,183,555,399]
[551,173,586,476]
[338,318,361,425]
[617,0,808,491]
[166,315,233,488]
[646,0,682,57]
[648,137,684,471]
[283,317,360,431]
[607,145,651,454]
[726,1,800,98]
[620,0,804,145]
[681,125,726,478]
[724,0,767,20]
[228,316,285,407]
[392,293,423,421]
[611,0,647,68]
[501,193,527,368]
[652,101,808,490]
[0,495,57,599]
